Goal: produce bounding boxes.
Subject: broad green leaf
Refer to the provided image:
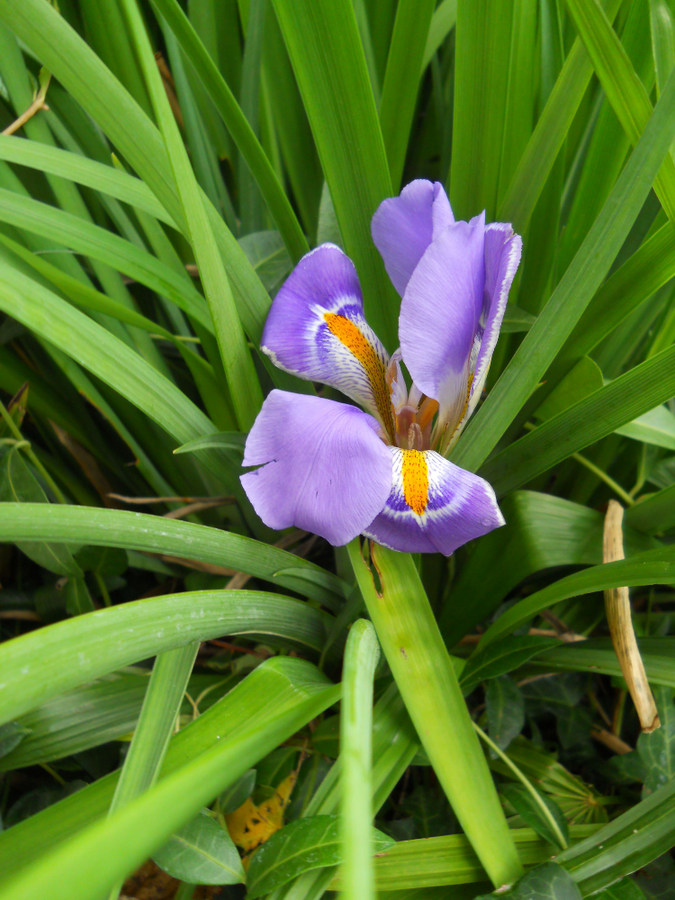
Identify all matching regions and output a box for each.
[147,0,308,261]
[339,619,380,900]
[475,862,581,900]
[378,0,435,186]
[595,877,649,900]
[0,134,175,225]
[450,0,516,220]
[0,664,337,900]
[616,405,675,450]
[153,809,244,884]
[246,815,393,899]
[0,672,150,771]
[349,542,523,887]
[637,686,675,795]
[0,658,337,880]
[0,189,212,330]
[0,589,332,725]
[271,0,397,348]
[460,636,560,694]
[501,784,569,851]
[531,639,675,689]
[479,548,675,647]
[63,575,95,615]
[0,502,344,607]
[626,484,675,534]
[482,345,675,495]
[565,0,675,222]
[453,69,675,474]
[354,827,600,892]
[498,0,623,229]
[486,676,525,752]
[534,357,603,421]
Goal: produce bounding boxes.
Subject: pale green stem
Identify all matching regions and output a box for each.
[339,619,380,900]
[348,541,523,888]
[474,723,568,850]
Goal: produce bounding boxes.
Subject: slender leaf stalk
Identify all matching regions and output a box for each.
[339,619,380,900]
[348,541,523,888]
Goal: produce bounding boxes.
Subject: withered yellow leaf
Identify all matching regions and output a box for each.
[225,770,297,856]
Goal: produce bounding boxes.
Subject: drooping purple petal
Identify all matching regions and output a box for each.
[363,447,504,556]
[467,223,523,414]
[261,244,392,430]
[371,180,455,297]
[241,390,392,546]
[398,213,486,434]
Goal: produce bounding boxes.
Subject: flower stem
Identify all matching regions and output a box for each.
[347,540,523,888]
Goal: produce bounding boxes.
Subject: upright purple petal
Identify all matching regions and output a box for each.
[398,213,486,434]
[363,447,504,556]
[241,390,391,546]
[468,224,523,414]
[371,180,455,296]
[261,244,393,432]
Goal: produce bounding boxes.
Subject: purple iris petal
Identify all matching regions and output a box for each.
[363,448,504,556]
[241,390,392,546]
[371,180,454,296]
[261,244,391,425]
[398,213,486,425]
[468,223,523,411]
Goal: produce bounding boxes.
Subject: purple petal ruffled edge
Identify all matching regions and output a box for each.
[363,448,504,556]
[468,223,523,411]
[241,390,391,546]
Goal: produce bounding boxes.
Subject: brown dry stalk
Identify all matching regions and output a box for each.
[603,500,660,733]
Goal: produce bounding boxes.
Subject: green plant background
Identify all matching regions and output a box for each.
[0,0,673,898]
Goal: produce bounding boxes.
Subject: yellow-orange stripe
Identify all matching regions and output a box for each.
[402,450,429,516]
[323,313,394,436]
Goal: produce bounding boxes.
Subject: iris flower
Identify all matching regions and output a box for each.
[241,180,522,555]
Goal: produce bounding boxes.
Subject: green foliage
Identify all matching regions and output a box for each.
[0,0,672,897]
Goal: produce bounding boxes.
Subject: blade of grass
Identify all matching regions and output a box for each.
[348,541,523,888]
[339,619,380,900]
[147,0,308,261]
[450,0,514,220]
[0,135,176,225]
[452,67,675,473]
[478,546,675,647]
[498,0,622,230]
[565,0,675,222]
[0,502,344,606]
[106,643,199,900]
[118,0,262,430]
[0,658,338,878]
[0,0,275,342]
[1,665,337,900]
[378,0,435,187]
[0,588,332,724]
[271,0,396,348]
[481,343,675,494]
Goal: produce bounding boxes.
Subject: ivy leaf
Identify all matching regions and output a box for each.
[475,862,582,900]
[152,809,244,885]
[486,675,525,752]
[245,814,393,898]
[637,686,675,796]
